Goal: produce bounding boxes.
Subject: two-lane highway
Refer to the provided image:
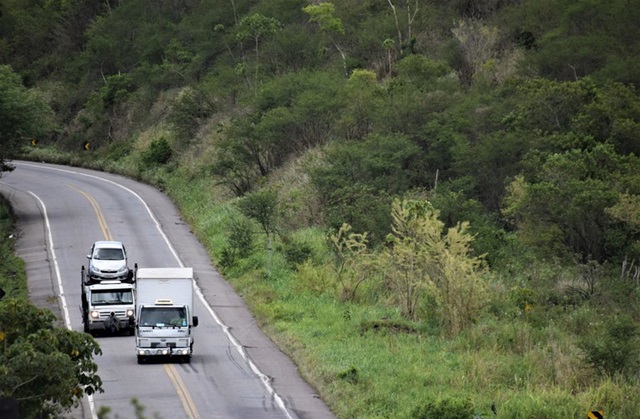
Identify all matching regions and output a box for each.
[0,161,335,419]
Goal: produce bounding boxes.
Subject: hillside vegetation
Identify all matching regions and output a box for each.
[2,0,640,417]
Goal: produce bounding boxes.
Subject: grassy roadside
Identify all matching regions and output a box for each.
[15,151,640,418]
[0,195,27,300]
[161,173,640,419]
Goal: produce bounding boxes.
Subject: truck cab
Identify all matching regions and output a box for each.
[81,279,136,335]
[134,267,198,364]
[136,298,198,362]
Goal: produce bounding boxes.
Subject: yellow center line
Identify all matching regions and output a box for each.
[68,184,112,240]
[164,364,201,419]
[69,184,201,419]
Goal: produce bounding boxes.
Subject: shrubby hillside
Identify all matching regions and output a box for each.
[2,0,640,417]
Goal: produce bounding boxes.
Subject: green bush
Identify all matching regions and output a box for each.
[323,185,392,246]
[140,137,172,167]
[279,237,313,268]
[579,314,640,377]
[219,216,256,270]
[395,55,451,85]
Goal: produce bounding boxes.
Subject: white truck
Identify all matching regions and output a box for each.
[134,267,199,364]
[81,265,136,336]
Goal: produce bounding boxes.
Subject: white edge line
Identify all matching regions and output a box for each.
[26,190,98,419]
[18,162,295,419]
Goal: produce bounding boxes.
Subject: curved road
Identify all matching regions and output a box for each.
[0,161,335,419]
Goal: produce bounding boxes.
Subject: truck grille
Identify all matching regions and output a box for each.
[97,310,128,319]
[151,342,177,348]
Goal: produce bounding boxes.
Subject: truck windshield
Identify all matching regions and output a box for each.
[91,290,133,305]
[140,307,187,327]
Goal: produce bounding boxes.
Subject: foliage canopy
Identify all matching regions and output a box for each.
[0,298,103,418]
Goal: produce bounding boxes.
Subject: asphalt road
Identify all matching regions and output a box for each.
[0,161,336,419]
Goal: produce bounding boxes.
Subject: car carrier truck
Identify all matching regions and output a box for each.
[81,264,136,336]
[134,267,199,363]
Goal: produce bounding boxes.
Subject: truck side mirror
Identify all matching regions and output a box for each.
[192,316,199,327]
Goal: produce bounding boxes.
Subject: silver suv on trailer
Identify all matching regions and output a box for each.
[86,241,130,281]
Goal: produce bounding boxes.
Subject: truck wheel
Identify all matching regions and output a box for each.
[137,356,145,364]
[183,356,191,364]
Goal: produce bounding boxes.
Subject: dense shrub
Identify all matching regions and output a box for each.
[219,216,255,269]
[579,314,640,377]
[141,137,172,167]
[279,237,313,268]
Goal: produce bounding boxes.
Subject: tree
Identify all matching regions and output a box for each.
[386,0,420,55]
[329,223,370,302]
[0,65,53,175]
[378,199,488,334]
[573,81,640,156]
[253,70,345,154]
[303,2,348,76]
[237,188,279,238]
[450,19,501,87]
[310,133,421,244]
[212,70,346,194]
[0,0,109,79]
[236,13,281,93]
[0,298,103,418]
[168,86,215,148]
[502,143,640,262]
[505,77,598,138]
[236,188,280,274]
[337,69,383,140]
[529,0,640,83]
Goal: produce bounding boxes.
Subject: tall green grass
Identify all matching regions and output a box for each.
[0,195,27,299]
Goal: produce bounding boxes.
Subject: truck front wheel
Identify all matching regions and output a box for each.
[137,356,146,364]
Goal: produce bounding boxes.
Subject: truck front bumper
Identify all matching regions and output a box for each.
[136,336,192,357]
[136,347,191,357]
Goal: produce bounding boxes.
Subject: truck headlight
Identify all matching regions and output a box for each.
[90,310,100,319]
[126,309,134,317]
